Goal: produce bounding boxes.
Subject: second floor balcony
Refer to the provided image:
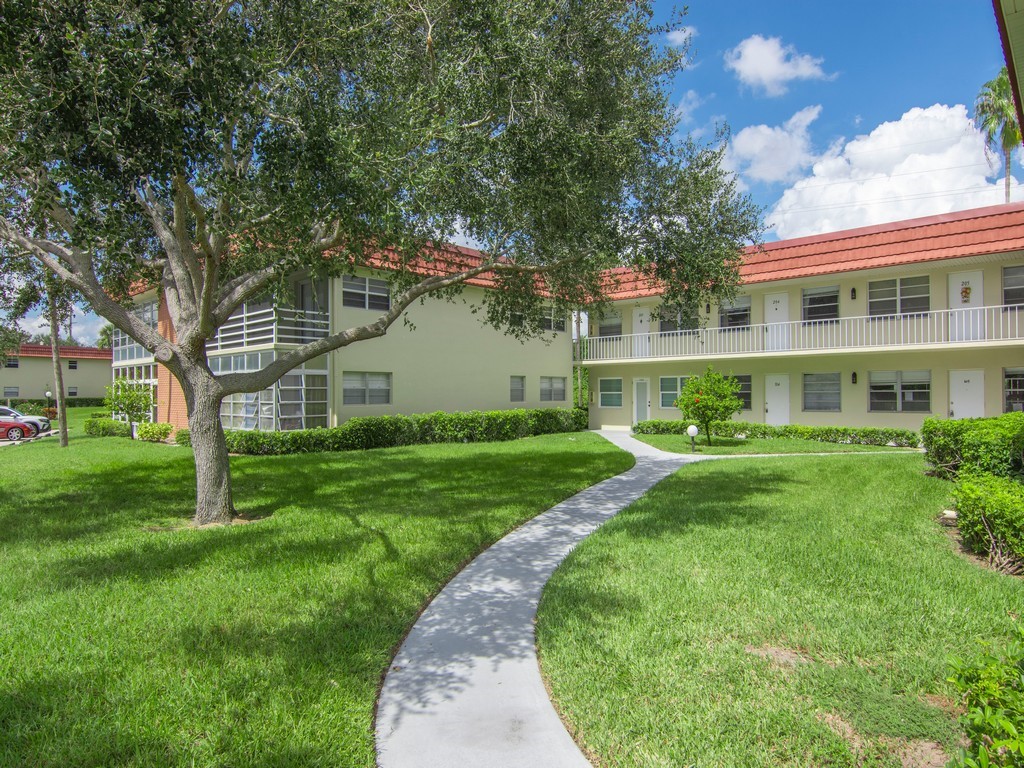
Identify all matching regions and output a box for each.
[576,304,1024,363]
[206,305,330,353]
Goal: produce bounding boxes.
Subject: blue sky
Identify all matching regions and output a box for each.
[652,1,1014,241]
[28,2,1016,344]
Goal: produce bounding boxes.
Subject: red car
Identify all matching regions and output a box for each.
[0,419,37,441]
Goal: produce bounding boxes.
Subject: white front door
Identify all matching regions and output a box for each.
[948,271,985,341]
[765,374,790,425]
[633,378,650,424]
[632,307,651,358]
[764,292,790,351]
[949,369,985,419]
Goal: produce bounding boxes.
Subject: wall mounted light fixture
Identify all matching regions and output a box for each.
[851,372,858,384]
[850,287,857,300]
[705,302,711,314]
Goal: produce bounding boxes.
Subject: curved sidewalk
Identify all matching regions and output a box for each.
[375,430,706,768]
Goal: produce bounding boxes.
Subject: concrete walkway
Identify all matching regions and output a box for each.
[375,430,709,768]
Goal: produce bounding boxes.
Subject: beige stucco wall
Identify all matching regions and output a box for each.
[0,355,111,402]
[330,283,573,423]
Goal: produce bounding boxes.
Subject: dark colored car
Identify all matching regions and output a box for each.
[0,419,38,441]
[0,406,50,435]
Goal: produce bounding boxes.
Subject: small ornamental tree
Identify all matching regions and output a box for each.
[104,380,154,436]
[675,367,743,445]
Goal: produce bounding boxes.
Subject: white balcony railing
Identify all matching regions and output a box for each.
[206,306,330,353]
[576,304,1024,363]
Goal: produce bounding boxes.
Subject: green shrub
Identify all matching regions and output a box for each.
[174,428,191,447]
[136,422,173,442]
[953,472,1024,563]
[923,414,1024,480]
[633,419,919,447]
[220,407,585,456]
[676,367,743,446]
[83,418,132,438]
[948,624,1024,767]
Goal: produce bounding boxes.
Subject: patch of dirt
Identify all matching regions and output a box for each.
[818,712,951,768]
[745,644,814,667]
[922,693,964,719]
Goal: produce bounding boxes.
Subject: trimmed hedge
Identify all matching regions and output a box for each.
[953,472,1024,562]
[633,419,919,447]
[6,397,106,408]
[83,417,132,438]
[136,422,173,442]
[174,428,192,447]
[922,413,1024,479]
[220,407,588,456]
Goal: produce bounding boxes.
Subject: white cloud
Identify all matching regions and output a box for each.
[674,89,704,125]
[667,26,696,47]
[724,35,832,97]
[768,104,1018,239]
[726,105,823,185]
[15,306,107,345]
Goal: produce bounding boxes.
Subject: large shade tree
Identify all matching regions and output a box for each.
[0,0,761,524]
[975,66,1022,204]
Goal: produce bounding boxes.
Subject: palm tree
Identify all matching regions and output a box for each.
[975,66,1022,204]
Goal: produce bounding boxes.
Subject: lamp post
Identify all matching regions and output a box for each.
[687,424,698,452]
[45,390,52,411]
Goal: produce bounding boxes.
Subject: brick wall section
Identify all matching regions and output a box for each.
[156,301,190,430]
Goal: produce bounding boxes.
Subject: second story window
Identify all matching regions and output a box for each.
[659,309,698,333]
[802,286,839,321]
[342,276,390,311]
[4,357,17,368]
[868,276,930,316]
[1003,266,1024,305]
[68,360,78,370]
[540,307,567,332]
[719,296,751,329]
[597,312,622,337]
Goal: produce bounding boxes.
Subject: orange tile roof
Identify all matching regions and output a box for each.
[16,344,112,360]
[604,203,1024,300]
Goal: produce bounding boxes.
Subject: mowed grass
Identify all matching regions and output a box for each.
[537,454,1023,767]
[636,433,915,455]
[0,411,633,767]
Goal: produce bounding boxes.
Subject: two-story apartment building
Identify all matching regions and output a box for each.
[113,245,573,431]
[581,204,1024,430]
[2,344,112,403]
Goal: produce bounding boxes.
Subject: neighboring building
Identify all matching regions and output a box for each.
[1,344,113,403]
[581,204,1024,430]
[113,246,573,431]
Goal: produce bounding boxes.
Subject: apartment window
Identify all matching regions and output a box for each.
[597,312,622,337]
[343,372,392,405]
[510,375,526,403]
[68,360,78,370]
[869,370,930,412]
[342,275,391,311]
[1003,266,1024,305]
[67,387,78,397]
[659,376,688,409]
[734,374,752,410]
[868,276,930,316]
[802,286,840,321]
[3,387,18,398]
[4,357,17,368]
[540,376,566,402]
[599,378,623,408]
[719,296,751,329]
[659,310,699,333]
[540,307,567,332]
[278,371,329,430]
[803,373,841,412]
[1005,369,1024,412]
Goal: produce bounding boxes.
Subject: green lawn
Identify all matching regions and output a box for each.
[537,454,1022,767]
[0,417,633,767]
[636,433,916,455]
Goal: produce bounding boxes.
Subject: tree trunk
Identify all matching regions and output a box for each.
[575,311,583,408]
[182,371,235,525]
[1006,148,1012,204]
[48,296,69,447]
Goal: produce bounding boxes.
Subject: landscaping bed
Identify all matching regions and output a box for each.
[635,433,914,455]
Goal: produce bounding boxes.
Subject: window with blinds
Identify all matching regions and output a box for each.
[802,286,839,321]
[868,276,930,316]
[343,372,392,405]
[342,276,391,310]
[869,370,930,412]
[540,376,566,402]
[802,372,841,412]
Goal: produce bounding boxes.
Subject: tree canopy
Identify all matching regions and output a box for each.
[0,0,762,523]
[975,66,1022,204]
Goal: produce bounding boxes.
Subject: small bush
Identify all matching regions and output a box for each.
[136,422,174,442]
[923,414,1024,480]
[633,419,919,447]
[83,418,132,438]
[676,367,743,446]
[948,624,1024,767]
[953,472,1024,565]
[174,428,191,447]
